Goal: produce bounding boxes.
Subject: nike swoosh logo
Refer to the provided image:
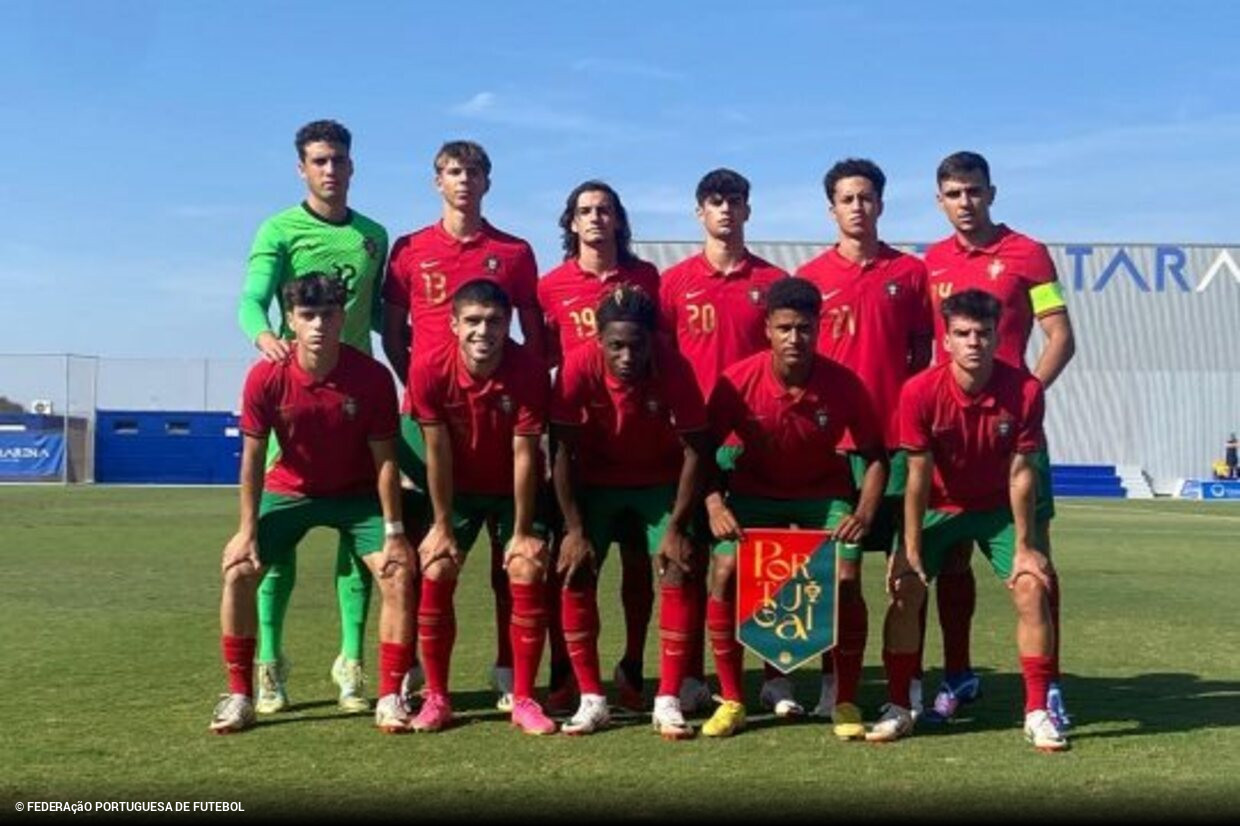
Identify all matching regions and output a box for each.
[685,289,706,300]
[561,296,580,306]
[420,260,440,269]
[930,268,949,277]
[821,289,842,302]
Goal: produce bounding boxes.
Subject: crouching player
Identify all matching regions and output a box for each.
[409,279,555,735]
[551,285,712,738]
[703,277,887,737]
[211,274,415,734]
[869,289,1066,751]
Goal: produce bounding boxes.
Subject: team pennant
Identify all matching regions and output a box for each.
[736,528,838,673]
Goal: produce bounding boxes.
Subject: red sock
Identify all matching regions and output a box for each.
[657,584,693,696]
[620,549,654,671]
[561,586,603,695]
[883,649,918,708]
[1047,573,1062,679]
[1020,655,1055,713]
[686,571,708,680]
[222,635,256,697]
[937,567,976,675]
[490,535,513,670]
[833,584,867,705]
[707,597,743,702]
[378,641,413,698]
[509,581,547,700]
[418,577,457,696]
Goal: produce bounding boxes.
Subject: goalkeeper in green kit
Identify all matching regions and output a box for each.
[237,119,398,714]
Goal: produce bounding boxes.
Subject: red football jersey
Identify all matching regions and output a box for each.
[899,361,1045,513]
[240,345,399,498]
[551,339,707,488]
[708,351,882,500]
[924,225,1058,371]
[409,339,548,497]
[797,243,932,448]
[383,220,540,408]
[537,258,661,362]
[659,251,786,398]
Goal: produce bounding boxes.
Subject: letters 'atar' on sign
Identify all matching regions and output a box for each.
[736,528,838,674]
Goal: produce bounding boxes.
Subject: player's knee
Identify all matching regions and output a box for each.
[422,558,459,582]
[889,576,926,613]
[839,558,861,585]
[507,554,545,584]
[1011,573,1048,612]
[224,562,262,591]
[708,556,735,599]
[659,564,686,589]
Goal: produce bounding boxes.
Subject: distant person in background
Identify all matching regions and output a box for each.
[1226,433,1238,479]
[237,119,390,716]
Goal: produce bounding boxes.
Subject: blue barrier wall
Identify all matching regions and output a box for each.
[0,414,67,480]
[95,410,240,484]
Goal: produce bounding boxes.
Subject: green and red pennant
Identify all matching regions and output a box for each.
[736,528,838,673]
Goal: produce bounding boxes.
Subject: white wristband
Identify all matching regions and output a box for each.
[384,520,405,537]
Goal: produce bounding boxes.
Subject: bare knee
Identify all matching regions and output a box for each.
[709,555,735,599]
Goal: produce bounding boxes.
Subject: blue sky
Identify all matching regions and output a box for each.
[2,0,1238,360]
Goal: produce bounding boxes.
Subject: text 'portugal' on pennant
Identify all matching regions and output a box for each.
[736,528,838,674]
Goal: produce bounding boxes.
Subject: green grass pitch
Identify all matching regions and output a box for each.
[1,488,1237,820]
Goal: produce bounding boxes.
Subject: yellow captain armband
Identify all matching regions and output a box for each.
[1029,281,1067,316]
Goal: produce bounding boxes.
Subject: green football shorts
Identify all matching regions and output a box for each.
[257,492,385,566]
[578,484,677,563]
[712,494,861,562]
[915,507,1050,580]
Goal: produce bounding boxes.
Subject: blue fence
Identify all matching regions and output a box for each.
[95,410,240,484]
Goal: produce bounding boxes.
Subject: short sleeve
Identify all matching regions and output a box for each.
[664,350,708,432]
[550,348,589,427]
[514,362,549,436]
[1016,379,1046,454]
[382,238,411,308]
[239,362,274,438]
[409,354,444,424]
[1024,243,1057,287]
[842,370,883,452]
[898,379,931,453]
[511,244,540,311]
[707,374,744,444]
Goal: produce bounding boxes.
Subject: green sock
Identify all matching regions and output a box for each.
[336,545,373,662]
[257,560,296,663]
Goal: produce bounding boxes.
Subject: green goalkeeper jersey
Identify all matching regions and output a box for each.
[239,203,389,354]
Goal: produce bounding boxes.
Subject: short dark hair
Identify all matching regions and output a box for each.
[765,277,820,318]
[823,158,886,201]
[695,168,750,206]
[596,284,657,333]
[295,120,351,160]
[451,278,511,314]
[940,288,1002,326]
[283,273,347,309]
[558,180,636,264]
[937,151,991,187]
[435,140,492,176]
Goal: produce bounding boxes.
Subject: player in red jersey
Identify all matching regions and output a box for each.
[796,158,934,734]
[869,289,1067,752]
[551,285,713,737]
[210,274,415,735]
[921,152,1076,731]
[702,277,887,737]
[659,169,790,715]
[382,140,548,711]
[539,181,663,712]
[407,279,555,735]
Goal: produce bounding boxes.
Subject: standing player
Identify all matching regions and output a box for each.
[702,277,887,737]
[551,286,712,738]
[868,289,1067,752]
[922,151,1076,729]
[659,168,789,715]
[382,140,546,711]
[796,158,933,734]
[539,181,662,712]
[407,280,555,735]
[211,274,414,735]
[238,119,389,715]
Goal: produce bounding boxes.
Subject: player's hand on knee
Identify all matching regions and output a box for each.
[379,534,413,579]
[706,498,742,542]
[221,531,260,577]
[886,546,926,596]
[1006,545,1052,591]
[504,532,548,573]
[656,528,694,579]
[418,523,460,571]
[556,530,597,585]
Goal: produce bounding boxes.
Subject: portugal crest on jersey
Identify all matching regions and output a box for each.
[485,255,501,274]
[988,258,1005,280]
[815,409,830,429]
[748,287,763,305]
[342,397,358,420]
[646,398,661,415]
[499,394,514,415]
[996,418,1013,439]
[737,528,838,673]
[885,280,900,298]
